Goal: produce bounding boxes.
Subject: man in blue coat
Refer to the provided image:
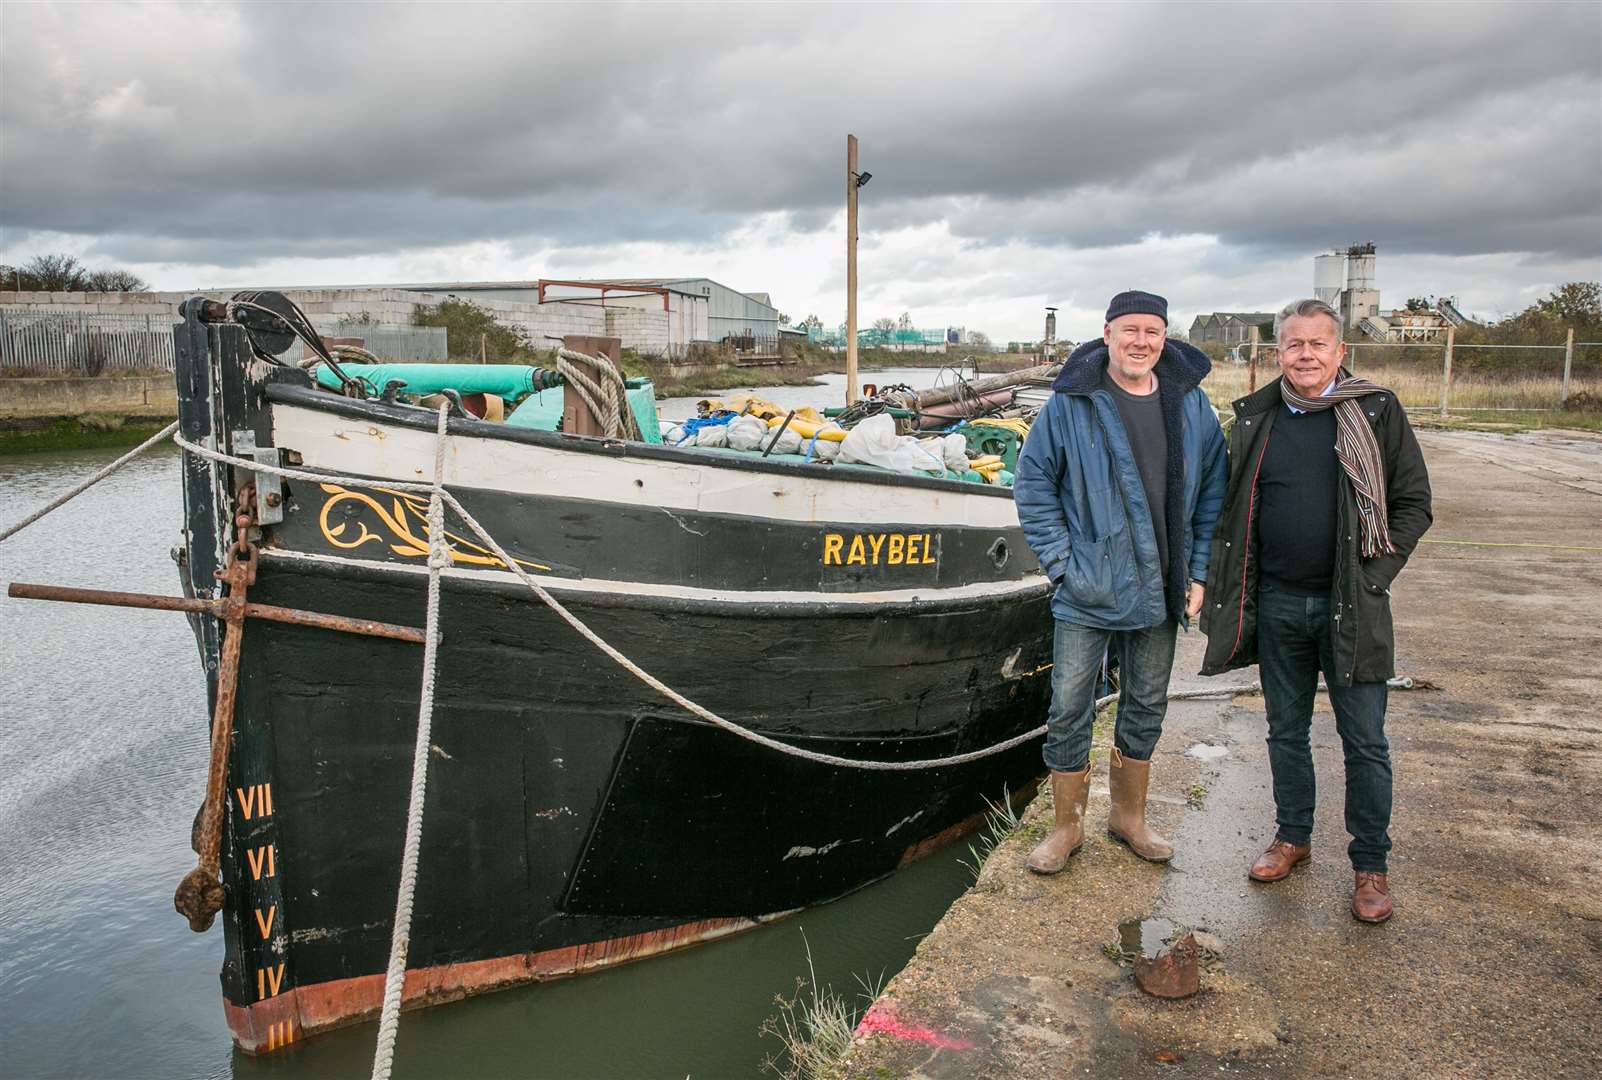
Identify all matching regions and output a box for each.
[1014,290,1228,874]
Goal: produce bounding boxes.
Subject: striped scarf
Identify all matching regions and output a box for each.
[1280,371,1396,557]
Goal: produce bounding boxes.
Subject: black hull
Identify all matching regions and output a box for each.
[167,300,1056,1051]
[220,555,1051,1048]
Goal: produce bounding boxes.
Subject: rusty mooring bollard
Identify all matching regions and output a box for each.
[1134,931,1201,999]
[1116,916,1206,999]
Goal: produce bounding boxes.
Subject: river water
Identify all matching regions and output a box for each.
[0,368,984,1080]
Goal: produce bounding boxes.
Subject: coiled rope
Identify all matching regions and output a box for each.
[369,404,450,1080]
[555,348,641,441]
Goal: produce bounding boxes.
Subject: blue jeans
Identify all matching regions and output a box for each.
[1257,585,1392,873]
[1041,618,1177,773]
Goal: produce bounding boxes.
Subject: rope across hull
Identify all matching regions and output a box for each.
[217,549,1052,1051]
[198,388,1056,1053]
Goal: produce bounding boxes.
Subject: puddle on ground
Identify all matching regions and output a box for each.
[1118,917,1177,959]
[1185,743,1229,762]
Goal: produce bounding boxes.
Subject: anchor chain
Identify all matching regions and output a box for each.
[174,498,258,933]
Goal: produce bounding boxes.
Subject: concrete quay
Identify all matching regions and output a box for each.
[844,428,1602,1079]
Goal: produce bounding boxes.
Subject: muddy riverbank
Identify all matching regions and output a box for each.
[844,428,1602,1078]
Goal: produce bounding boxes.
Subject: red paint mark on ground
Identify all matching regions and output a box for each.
[855,1002,974,1050]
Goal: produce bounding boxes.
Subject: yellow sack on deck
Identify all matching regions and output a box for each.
[698,393,826,425]
[768,413,846,442]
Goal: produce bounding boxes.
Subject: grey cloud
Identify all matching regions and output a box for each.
[1,2,1597,268]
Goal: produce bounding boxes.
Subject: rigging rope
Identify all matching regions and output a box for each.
[0,420,178,544]
[369,403,450,1080]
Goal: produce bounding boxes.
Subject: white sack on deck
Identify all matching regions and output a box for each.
[937,433,969,473]
[726,415,770,451]
[838,414,947,476]
[766,426,804,456]
[694,424,729,448]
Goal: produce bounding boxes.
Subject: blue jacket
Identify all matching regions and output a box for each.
[1015,339,1228,629]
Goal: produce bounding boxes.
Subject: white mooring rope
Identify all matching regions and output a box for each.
[0,420,178,544]
[369,403,450,1080]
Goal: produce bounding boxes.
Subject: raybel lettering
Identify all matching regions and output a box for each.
[822,532,937,567]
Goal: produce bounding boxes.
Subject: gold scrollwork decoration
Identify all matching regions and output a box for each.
[317,484,551,572]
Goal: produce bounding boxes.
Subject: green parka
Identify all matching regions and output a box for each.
[1198,375,1433,686]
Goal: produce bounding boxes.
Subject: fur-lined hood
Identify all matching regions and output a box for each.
[1051,338,1212,396]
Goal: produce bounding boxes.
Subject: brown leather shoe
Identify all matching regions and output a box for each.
[1247,838,1311,882]
[1025,766,1091,874]
[1352,871,1393,923]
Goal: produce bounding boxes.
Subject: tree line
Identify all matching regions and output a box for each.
[1,253,151,293]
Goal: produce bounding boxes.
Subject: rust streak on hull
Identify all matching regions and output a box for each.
[226,914,769,1054]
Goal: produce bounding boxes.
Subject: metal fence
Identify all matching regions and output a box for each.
[1223,326,1601,414]
[1,310,450,374]
[0,310,176,373]
[278,326,449,364]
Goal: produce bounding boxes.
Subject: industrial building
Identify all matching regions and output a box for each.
[529,278,780,348]
[1,275,788,363]
[1188,312,1275,346]
[1310,246,1471,343]
[1314,243,1381,333]
[392,277,781,357]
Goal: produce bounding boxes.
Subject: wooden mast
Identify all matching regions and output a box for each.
[846,133,859,406]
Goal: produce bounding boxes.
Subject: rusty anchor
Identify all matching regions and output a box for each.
[6,499,428,932]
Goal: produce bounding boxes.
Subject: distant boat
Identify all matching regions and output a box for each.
[169,293,1053,1053]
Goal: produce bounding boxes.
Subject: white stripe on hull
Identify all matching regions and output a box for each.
[270,402,1021,529]
[264,548,1051,608]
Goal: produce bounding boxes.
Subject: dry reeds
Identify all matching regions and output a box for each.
[1201,361,1602,412]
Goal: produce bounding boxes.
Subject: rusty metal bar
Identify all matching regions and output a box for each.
[7,581,427,644]
[10,581,215,613]
[243,602,427,644]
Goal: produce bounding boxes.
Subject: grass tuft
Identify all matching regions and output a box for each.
[760,933,884,1080]
[958,786,1024,880]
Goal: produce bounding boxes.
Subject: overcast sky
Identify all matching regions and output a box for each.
[2,1,1598,340]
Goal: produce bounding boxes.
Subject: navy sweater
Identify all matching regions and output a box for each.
[1257,405,1339,595]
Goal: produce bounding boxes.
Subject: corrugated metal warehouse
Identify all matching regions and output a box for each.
[548,278,780,344]
[403,277,779,354]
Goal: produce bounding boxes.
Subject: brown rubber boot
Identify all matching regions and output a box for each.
[1106,748,1174,863]
[1352,872,1393,923]
[1025,766,1091,874]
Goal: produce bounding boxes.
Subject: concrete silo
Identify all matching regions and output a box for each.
[1339,243,1380,331]
[1314,253,1345,308]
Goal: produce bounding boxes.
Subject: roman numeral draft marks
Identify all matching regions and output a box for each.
[265,1020,296,1051]
[246,844,276,880]
[234,783,274,821]
[256,962,285,1000]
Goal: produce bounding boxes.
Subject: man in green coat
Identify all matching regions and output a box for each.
[1200,298,1432,923]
